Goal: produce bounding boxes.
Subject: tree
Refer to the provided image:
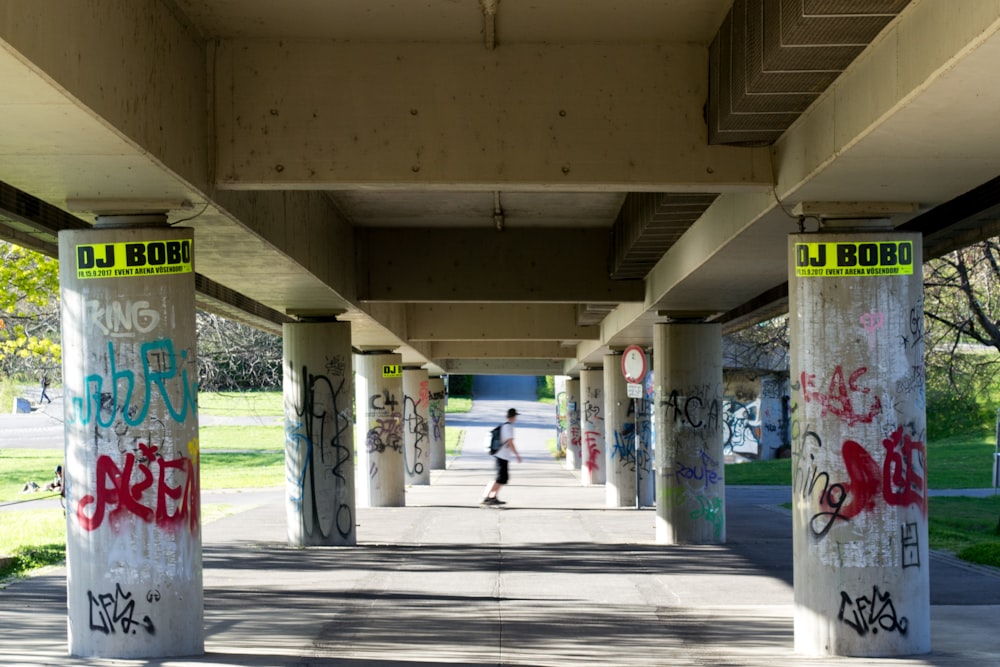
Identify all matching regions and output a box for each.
[723,316,789,371]
[0,241,61,381]
[196,312,282,391]
[922,239,1000,437]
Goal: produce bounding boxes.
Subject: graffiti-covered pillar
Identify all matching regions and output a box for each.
[579,369,605,485]
[283,321,355,546]
[60,217,202,658]
[789,230,928,657]
[428,377,447,470]
[637,363,656,507]
[604,353,635,507]
[654,322,724,544]
[554,375,569,460]
[355,352,405,507]
[565,378,582,470]
[402,367,431,485]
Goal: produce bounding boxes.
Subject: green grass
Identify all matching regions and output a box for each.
[200,390,473,416]
[928,496,1000,567]
[200,424,284,451]
[201,451,284,489]
[198,390,283,416]
[0,449,64,504]
[0,508,65,580]
[726,432,997,490]
[445,397,472,413]
[0,504,238,581]
[924,432,995,489]
[779,496,1000,568]
[725,459,792,485]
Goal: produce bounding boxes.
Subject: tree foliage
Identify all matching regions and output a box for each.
[0,241,61,381]
[922,240,1000,437]
[196,312,282,391]
[723,316,789,371]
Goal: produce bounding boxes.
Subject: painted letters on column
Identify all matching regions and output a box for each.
[428,377,447,470]
[605,355,635,507]
[60,225,202,658]
[789,232,928,657]
[355,353,405,507]
[579,369,605,485]
[402,368,431,485]
[636,366,656,507]
[565,378,582,470]
[655,323,724,545]
[283,322,355,546]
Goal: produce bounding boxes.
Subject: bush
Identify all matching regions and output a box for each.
[926,391,994,441]
[957,542,1000,569]
[925,362,997,441]
[537,375,555,400]
[447,375,473,397]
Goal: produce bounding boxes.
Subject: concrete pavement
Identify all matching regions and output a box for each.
[1,396,1000,665]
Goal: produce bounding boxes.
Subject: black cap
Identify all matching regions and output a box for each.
[507,408,519,418]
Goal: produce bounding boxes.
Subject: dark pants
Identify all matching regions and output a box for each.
[494,457,509,485]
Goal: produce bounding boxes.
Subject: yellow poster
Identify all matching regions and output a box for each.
[794,241,913,277]
[75,239,193,279]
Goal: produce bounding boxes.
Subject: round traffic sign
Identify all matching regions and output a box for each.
[621,345,647,383]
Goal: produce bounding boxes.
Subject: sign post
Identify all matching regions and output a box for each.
[622,345,647,509]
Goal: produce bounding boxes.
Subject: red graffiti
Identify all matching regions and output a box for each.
[584,430,601,472]
[882,428,927,513]
[807,428,927,537]
[76,442,200,533]
[837,440,881,519]
[800,366,882,427]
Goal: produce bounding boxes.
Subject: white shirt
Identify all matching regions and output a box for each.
[495,421,516,460]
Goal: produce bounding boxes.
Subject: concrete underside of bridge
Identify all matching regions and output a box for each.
[2,0,999,375]
[7,1,1000,661]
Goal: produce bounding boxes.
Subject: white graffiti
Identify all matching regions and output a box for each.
[86,300,161,338]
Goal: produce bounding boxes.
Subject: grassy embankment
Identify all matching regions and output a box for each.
[727,428,1000,568]
[1,390,470,581]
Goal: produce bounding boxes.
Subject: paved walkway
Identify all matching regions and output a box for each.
[2,396,1000,665]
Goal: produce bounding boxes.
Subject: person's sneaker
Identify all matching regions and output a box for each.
[493,499,506,505]
[481,497,501,505]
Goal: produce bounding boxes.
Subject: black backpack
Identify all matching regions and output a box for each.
[488,424,504,454]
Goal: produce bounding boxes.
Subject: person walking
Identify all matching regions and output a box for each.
[481,408,522,506]
[39,374,51,404]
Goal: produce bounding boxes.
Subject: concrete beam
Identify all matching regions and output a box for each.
[612,2,1000,349]
[0,0,210,192]
[358,228,644,303]
[406,304,598,341]
[427,341,575,359]
[212,190,357,311]
[215,40,771,190]
[439,358,567,375]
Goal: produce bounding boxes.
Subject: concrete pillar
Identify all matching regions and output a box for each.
[637,364,656,507]
[579,369,605,485]
[60,217,202,658]
[604,354,636,507]
[402,367,431,485]
[355,353,405,507]
[565,378,582,470]
[283,321,355,546]
[428,377,447,470]
[789,230,928,657]
[654,323,724,545]
[554,375,569,460]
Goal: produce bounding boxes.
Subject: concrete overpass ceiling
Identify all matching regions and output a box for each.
[328,190,625,229]
[2,1,999,378]
[173,0,732,44]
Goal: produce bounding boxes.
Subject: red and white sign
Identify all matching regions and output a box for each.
[621,345,647,384]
